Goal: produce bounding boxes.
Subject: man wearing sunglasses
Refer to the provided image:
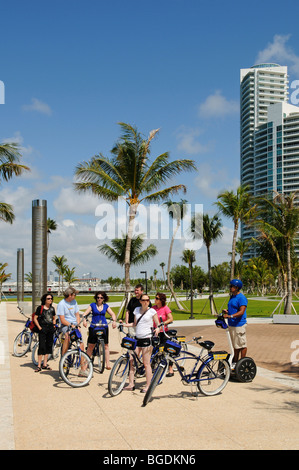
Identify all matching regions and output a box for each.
[125,284,152,336]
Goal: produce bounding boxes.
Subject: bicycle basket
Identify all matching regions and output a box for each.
[215,315,228,330]
[69,328,82,342]
[164,339,181,356]
[121,336,137,350]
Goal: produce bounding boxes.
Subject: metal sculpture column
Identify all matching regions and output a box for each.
[32,200,47,313]
[17,248,24,303]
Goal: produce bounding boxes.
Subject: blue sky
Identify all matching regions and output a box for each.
[1,0,299,282]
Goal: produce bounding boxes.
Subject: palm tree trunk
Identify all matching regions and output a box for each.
[284,240,293,315]
[167,222,184,310]
[124,203,137,294]
[230,220,238,279]
[189,261,194,319]
[207,245,216,315]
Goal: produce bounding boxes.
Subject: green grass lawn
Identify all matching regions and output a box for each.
[6,293,298,319]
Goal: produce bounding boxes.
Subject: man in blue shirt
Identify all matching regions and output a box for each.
[223,279,248,364]
[57,287,83,356]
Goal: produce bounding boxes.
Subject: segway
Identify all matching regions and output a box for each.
[215,315,257,383]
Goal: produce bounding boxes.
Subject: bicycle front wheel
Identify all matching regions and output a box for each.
[143,363,167,407]
[197,358,230,396]
[95,340,105,374]
[13,331,32,357]
[151,353,168,384]
[108,355,129,396]
[59,349,93,388]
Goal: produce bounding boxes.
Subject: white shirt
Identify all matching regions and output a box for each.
[134,307,156,339]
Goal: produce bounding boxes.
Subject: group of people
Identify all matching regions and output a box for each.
[32,280,249,391]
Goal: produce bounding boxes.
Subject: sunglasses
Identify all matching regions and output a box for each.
[141,298,150,302]
[46,297,53,300]
[97,296,104,299]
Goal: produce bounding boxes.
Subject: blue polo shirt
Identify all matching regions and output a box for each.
[227,293,247,327]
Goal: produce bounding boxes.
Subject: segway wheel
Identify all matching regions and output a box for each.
[234,357,256,383]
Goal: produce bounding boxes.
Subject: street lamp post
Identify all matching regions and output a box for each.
[140,271,147,294]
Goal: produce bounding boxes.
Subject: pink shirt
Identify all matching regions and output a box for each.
[152,305,172,331]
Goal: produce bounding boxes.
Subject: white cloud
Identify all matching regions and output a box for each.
[176,127,212,155]
[53,186,101,215]
[198,90,239,118]
[195,162,239,199]
[22,98,52,116]
[256,34,299,74]
[62,219,75,227]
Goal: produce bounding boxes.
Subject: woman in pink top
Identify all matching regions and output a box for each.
[153,293,174,377]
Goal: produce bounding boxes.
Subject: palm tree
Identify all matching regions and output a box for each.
[194,213,223,314]
[47,218,57,253]
[64,266,79,286]
[234,238,252,280]
[159,262,166,288]
[215,185,256,279]
[182,249,196,319]
[254,191,299,314]
[245,257,273,296]
[0,143,30,223]
[51,255,67,296]
[74,123,196,303]
[25,272,33,283]
[153,269,158,290]
[163,199,188,310]
[0,262,11,301]
[98,234,158,267]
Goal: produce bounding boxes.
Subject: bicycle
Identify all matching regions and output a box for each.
[142,322,231,406]
[108,324,168,396]
[31,320,63,366]
[59,323,93,388]
[85,319,113,374]
[13,306,38,357]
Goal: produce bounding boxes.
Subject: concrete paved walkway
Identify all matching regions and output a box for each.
[1,301,299,451]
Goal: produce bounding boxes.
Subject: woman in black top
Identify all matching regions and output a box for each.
[34,293,56,372]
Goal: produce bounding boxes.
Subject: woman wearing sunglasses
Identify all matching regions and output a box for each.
[153,292,175,377]
[121,294,160,393]
[33,293,56,372]
[83,291,117,370]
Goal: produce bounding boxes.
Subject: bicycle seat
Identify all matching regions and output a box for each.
[167,329,177,337]
[199,340,214,351]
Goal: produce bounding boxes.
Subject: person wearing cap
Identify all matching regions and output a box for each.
[222,279,248,365]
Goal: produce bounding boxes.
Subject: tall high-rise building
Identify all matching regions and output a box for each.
[240,63,299,260]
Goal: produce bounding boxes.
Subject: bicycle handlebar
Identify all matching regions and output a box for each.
[17,306,30,320]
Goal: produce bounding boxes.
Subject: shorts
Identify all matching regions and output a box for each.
[136,337,152,348]
[88,326,109,345]
[228,325,247,349]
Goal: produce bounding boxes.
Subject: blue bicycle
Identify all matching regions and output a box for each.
[108,324,172,396]
[31,320,63,366]
[59,323,93,388]
[142,322,230,406]
[13,306,38,357]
